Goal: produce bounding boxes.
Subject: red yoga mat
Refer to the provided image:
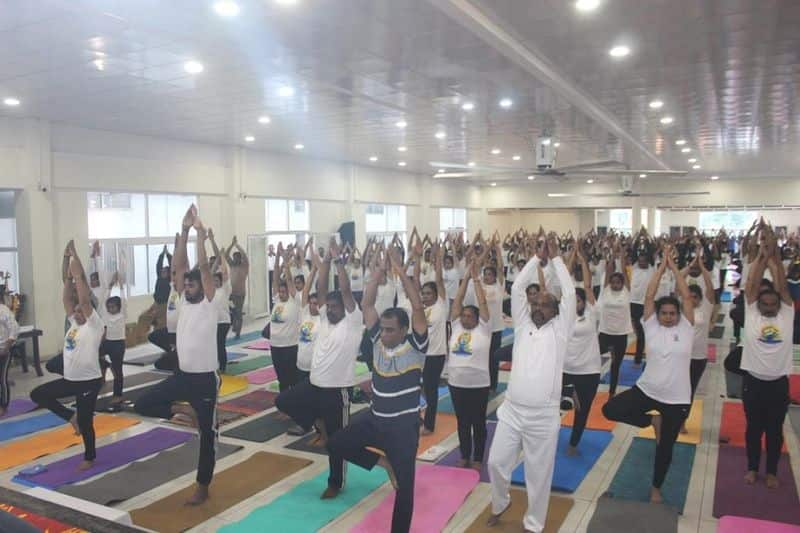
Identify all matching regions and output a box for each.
[218,390,278,415]
[790,375,800,404]
[719,402,787,452]
[0,502,86,532]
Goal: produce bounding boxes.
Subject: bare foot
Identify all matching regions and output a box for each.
[185,483,209,506]
[171,404,198,428]
[77,460,93,471]
[68,414,80,436]
[566,445,579,457]
[766,474,779,489]
[420,427,433,436]
[378,456,398,489]
[456,458,469,468]
[744,470,757,484]
[680,423,688,434]
[650,487,663,503]
[320,486,340,499]
[486,501,511,527]
[470,461,482,472]
[651,413,662,444]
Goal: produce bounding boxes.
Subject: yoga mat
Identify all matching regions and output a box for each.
[0,398,37,420]
[707,343,717,362]
[60,440,242,504]
[219,389,278,415]
[418,413,458,460]
[561,391,616,431]
[246,365,278,384]
[512,427,613,493]
[13,427,193,489]
[725,370,743,398]
[716,313,725,324]
[350,463,479,533]
[718,516,800,533]
[721,291,732,303]
[0,502,86,533]
[98,371,166,396]
[216,409,247,426]
[222,411,296,442]
[713,446,800,525]
[438,421,497,481]
[220,374,249,396]
[227,351,247,361]
[465,490,573,533]
[790,375,800,404]
[243,338,271,351]
[719,402,786,452]
[226,330,263,346]
[586,495,679,533]
[130,451,312,533]
[437,382,507,414]
[94,381,165,411]
[607,437,695,512]
[790,407,800,438]
[0,415,138,471]
[794,345,800,365]
[219,464,386,533]
[0,412,65,442]
[122,344,165,365]
[710,326,725,339]
[600,358,645,387]
[225,355,272,375]
[638,399,703,444]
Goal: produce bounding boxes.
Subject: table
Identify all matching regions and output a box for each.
[18,325,44,376]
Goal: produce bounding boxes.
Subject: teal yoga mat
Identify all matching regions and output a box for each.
[218,465,386,533]
[224,355,272,375]
[225,330,263,347]
[607,437,695,512]
[0,412,64,442]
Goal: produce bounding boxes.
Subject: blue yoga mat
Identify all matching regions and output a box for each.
[227,351,247,361]
[501,327,514,347]
[607,437,695,512]
[511,427,613,493]
[0,412,65,442]
[601,359,645,387]
[225,330,263,347]
[720,291,732,303]
[219,465,386,532]
[438,382,507,414]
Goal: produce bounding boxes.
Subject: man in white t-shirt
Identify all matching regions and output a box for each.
[276,237,363,500]
[629,254,655,364]
[135,205,219,506]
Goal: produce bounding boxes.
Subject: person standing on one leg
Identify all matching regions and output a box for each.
[328,243,429,533]
[208,229,232,373]
[602,246,694,504]
[269,242,301,393]
[741,222,794,489]
[487,232,576,532]
[0,298,19,416]
[149,234,180,372]
[225,237,249,339]
[134,205,220,506]
[630,243,655,366]
[99,268,127,412]
[295,260,321,385]
[598,243,632,397]
[275,236,363,500]
[30,240,104,470]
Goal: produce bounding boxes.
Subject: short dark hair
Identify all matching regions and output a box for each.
[655,295,681,313]
[462,305,480,320]
[758,288,780,302]
[214,272,222,282]
[90,272,99,280]
[278,281,288,289]
[326,290,344,307]
[526,283,540,293]
[106,296,122,308]
[759,278,775,290]
[610,272,625,284]
[575,287,586,302]
[688,285,702,299]
[184,268,202,283]
[483,266,497,277]
[294,274,305,284]
[422,281,438,298]
[381,307,410,329]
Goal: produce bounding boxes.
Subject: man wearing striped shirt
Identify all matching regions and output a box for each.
[328,245,428,533]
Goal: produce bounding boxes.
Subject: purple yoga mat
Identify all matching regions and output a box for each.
[246,366,277,385]
[437,421,496,482]
[14,427,193,489]
[714,446,800,525]
[0,399,37,420]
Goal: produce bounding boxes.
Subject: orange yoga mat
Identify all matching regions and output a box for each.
[719,401,787,452]
[0,414,138,471]
[418,413,458,458]
[561,391,616,431]
[624,341,645,357]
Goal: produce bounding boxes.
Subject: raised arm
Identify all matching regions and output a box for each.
[283,248,297,298]
[390,247,427,336]
[494,235,505,284]
[361,251,383,330]
[548,235,576,325]
[194,218,216,302]
[469,259,490,322]
[174,206,195,294]
[272,242,283,297]
[699,253,715,304]
[511,244,541,324]
[450,263,471,322]
[745,234,770,305]
[671,252,694,324]
[578,248,595,305]
[67,242,94,318]
[434,242,446,302]
[233,237,249,269]
[208,228,221,268]
[764,230,793,306]
[156,244,171,278]
[643,251,669,321]
[329,237,356,312]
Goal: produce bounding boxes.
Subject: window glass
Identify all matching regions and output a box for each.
[0,219,16,247]
[148,195,196,237]
[0,251,19,292]
[288,200,309,231]
[88,193,146,239]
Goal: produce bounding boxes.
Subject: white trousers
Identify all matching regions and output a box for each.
[487,401,560,532]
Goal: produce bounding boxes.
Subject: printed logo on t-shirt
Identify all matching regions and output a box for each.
[424,306,433,326]
[299,321,315,343]
[167,292,178,311]
[452,331,473,356]
[271,305,285,324]
[65,327,78,351]
[758,325,782,344]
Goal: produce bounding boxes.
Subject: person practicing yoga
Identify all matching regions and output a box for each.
[225,236,249,339]
[30,240,105,471]
[208,229,232,373]
[328,244,429,533]
[149,235,180,372]
[487,232,575,532]
[98,267,127,412]
[597,241,632,397]
[269,242,301,393]
[602,246,694,504]
[0,291,19,416]
[134,205,220,506]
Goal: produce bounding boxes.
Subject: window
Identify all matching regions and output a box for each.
[365,203,406,243]
[654,209,662,236]
[439,208,467,240]
[0,192,19,293]
[698,211,757,233]
[609,209,632,235]
[87,192,197,296]
[264,199,310,248]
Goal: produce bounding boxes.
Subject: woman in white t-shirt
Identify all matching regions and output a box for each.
[448,257,491,470]
[270,244,301,392]
[602,248,694,504]
[563,248,601,455]
[597,246,632,397]
[347,252,364,305]
[296,262,321,383]
[99,271,127,411]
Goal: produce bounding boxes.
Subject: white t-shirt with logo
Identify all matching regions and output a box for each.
[636,314,693,404]
[425,298,448,356]
[598,286,633,335]
[447,317,491,388]
[213,280,231,324]
[564,304,601,374]
[630,265,654,305]
[270,293,301,347]
[297,304,320,372]
[63,311,105,381]
[166,288,180,333]
[311,306,363,387]
[742,301,794,379]
[176,295,219,373]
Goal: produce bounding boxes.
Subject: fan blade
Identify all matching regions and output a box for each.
[428,161,518,172]
[564,169,688,176]
[552,159,624,172]
[433,172,475,178]
[636,191,710,197]
[547,191,709,198]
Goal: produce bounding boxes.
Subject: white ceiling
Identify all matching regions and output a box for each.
[0,0,798,184]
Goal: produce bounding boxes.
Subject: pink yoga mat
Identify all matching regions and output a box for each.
[350,464,479,533]
[718,516,800,533]
[244,339,271,351]
[246,366,277,385]
[707,343,717,363]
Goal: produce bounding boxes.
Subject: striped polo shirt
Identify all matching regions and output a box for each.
[369,322,428,419]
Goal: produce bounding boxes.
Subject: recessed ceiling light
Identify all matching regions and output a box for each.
[184,60,204,74]
[675,139,687,145]
[244,135,255,142]
[395,120,407,129]
[93,51,106,58]
[490,182,497,187]
[437,168,446,173]
[490,148,501,155]
[512,155,521,161]
[461,102,475,111]
[89,36,104,50]
[553,142,561,148]
[659,116,674,125]
[586,179,595,184]
[435,131,446,140]
[278,86,295,97]
[3,97,20,107]
[639,173,647,178]
[575,0,600,11]
[369,156,378,162]
[398,161,407,167]
[692,164,701,169]
[649,100,664,109]
[681,147,691,153]
[609,45,630,58]
[499,98,513,109]
[294,143,304,150]
[688,158,697,163]
[213,1,240,17]
[710,175,720,180]
[92,59,105,71]
[397,146,407,152]
[527,175,535,180]
[258,116,271,124]
[468,161,476,167]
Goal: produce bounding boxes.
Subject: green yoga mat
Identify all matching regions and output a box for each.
[608,437,696,512]
[225,356,272,375]
[794,346,800,365]
[225,330,263,347]
[218,465,386,533]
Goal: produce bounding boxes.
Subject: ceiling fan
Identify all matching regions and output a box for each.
[429,159,688,180]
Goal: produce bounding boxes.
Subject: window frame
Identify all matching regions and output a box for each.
[365,203,407,243]
[439,207,467,240]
